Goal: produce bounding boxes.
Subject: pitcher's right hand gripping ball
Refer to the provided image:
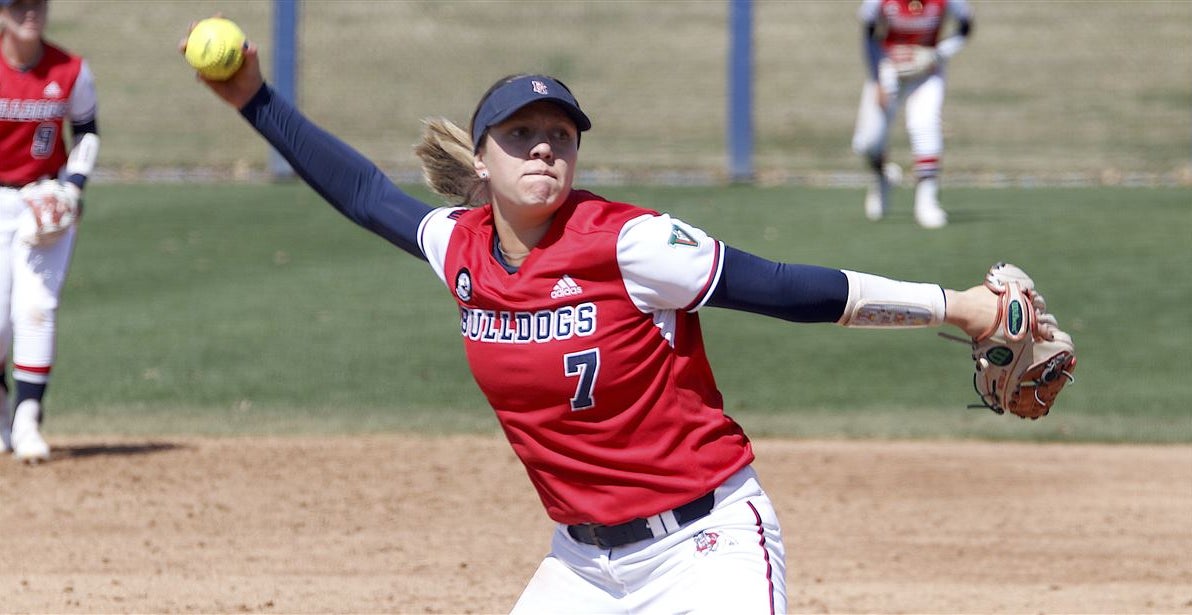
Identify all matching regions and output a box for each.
[965,263,1077,419]
[184,17,245,81]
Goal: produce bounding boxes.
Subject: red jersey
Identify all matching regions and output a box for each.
[419,190,753,525]
[860,0,970,49]
[0,41,95,186]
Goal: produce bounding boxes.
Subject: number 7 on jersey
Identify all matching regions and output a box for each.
[563,348,600,411]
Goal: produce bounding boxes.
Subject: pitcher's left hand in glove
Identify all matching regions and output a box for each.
[960,263,1077,419]
[19,179,81,247]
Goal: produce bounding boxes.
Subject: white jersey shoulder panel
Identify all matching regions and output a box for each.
[70,61,98,124]
[417,207,465,285]
[617,213,722,313]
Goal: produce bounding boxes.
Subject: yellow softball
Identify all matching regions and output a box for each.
[185,18,246,81]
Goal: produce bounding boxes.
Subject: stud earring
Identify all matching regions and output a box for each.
[478,170,489,180]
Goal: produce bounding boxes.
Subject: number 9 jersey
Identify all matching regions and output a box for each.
[419,190,754,526]
[0,42,97,187]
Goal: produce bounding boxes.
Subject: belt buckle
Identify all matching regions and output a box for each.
[570,493,716,549]
[592,533,614,549]
[569,523,608,548]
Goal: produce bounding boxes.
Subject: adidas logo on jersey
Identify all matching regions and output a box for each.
[550,275,583,299]
[44,82,63,98]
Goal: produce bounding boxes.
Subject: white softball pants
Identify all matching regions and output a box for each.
[852,71,947,171]
[510,465,787,615]
[0,187,77,384]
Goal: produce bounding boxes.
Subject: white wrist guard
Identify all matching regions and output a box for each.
[837,270,946,328]
[66,133,100,177]
[877,59,900,94]
[936,36,967,61]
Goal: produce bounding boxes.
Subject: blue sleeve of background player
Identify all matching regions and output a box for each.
[863,24,883,82]
[706,245,848,323]
[238,84,434,259]
[858,0,883,81]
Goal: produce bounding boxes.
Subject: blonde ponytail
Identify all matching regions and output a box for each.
[414,118,488,207]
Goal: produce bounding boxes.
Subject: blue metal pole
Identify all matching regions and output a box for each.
[727,0,754,184]
[269,0,298,180]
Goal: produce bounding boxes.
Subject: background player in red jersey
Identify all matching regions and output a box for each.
[0,0,99,462]
[186,27,1044,615]
[852,0,973,228]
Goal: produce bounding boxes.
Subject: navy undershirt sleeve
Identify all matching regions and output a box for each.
[863,23,882,81]
[71,119,97,136]
[706,245,849,323]
[238,84,434,259]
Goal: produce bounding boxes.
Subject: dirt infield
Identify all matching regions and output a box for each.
[1,435,1189,614]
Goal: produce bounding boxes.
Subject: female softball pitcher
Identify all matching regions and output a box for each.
[0,0,99,462]
[186,28,1012,615]
[852,0,973,228]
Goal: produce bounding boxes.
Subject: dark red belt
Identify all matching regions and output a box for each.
[567,491,716,549]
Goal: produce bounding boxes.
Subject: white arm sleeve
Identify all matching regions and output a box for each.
[857,0,882,23]
[66,133,100,177]
[936,36,967,60]
[948,0,974,21]
[937,0,973,60]
[69,61,98,124]
[837,270,946,328]
[416,207,465,285]
[617,213,723,313]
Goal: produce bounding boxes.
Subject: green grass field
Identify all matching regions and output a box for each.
[45,1,1192,181]
[31,3,1192,441]
[45,182,1191,443]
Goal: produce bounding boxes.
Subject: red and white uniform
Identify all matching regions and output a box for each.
[241,81,790,613]
[0,42,95,186]
[0,41,96,384]
[852,0,972,180]
[871,0,953,48]
[420,191,785,613]
[421,189,753,525]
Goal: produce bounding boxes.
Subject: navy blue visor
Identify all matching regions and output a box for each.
[471,75,591,151]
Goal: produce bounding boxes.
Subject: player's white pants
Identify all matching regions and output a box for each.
[510,465,786,615]
[851,71,947,171]
[0,187,77,384]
